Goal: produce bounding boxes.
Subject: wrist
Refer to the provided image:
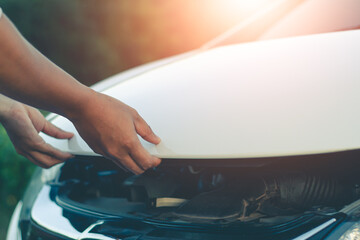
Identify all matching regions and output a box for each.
[60,86,98,121]
[0,94,22,122]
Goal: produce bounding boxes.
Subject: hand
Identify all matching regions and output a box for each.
[0,98,74,168]
[68,91,161,175]
[0,14,159,173]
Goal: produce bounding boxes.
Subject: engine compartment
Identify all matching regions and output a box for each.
[54,152,360,231]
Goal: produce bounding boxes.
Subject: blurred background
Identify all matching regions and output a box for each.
[0,0,272,238]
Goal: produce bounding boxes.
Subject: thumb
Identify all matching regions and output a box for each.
[134,115,161,145]
[42,121,74,139]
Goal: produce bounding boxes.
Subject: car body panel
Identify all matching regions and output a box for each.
[42,29,360,159]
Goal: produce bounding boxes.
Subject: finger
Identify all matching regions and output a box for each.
[134,115,161,144]
[37,142,74,161]
[129,142,161,170]
[24,153,49,168]
[26,151,63,169]
[112,161,129,173]
[97,150,128,172]
[42,121,74,139]
[106,153,144,175]
[30,151,64,168]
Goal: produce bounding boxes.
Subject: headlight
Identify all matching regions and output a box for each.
[15,164,63,240]
[325,199,360,240]
[340,223,360,240]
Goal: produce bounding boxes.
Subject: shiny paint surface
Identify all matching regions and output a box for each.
[31,186,82,239]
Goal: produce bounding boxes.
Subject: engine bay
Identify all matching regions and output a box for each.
[53,152,360,231]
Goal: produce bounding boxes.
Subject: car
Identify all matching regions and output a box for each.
[6,0,360,239]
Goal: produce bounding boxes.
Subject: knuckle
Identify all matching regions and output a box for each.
[105,151,126,164]
[129,107,137,115]
[99,144,120,158]
[125,162,144,175]
[123,138,136,149]
[132,110,142,121]
[142,126,153,137]
[131,108,138,115]
[9,107,25,119]
[104,147,118,157]
[31,141,44,150]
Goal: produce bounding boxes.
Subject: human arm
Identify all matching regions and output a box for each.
[0,12,161,174]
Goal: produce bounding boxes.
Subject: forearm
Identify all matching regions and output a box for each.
[0,11,162,174]
[0,14,93,118]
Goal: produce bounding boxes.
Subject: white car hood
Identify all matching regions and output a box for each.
[42,29,360,159]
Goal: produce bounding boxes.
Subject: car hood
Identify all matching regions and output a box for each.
[42,29,360,159]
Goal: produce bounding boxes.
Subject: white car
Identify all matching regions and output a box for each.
[7,0,360,239]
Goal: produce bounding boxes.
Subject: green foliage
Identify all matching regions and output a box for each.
[0,125,35,238]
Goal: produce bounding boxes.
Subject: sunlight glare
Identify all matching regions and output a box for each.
[221,0,273,14]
